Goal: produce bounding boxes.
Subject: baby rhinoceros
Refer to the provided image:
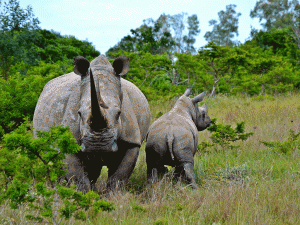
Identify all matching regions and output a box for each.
[145,89,211,189]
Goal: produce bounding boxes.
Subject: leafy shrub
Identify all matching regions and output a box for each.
[0,73,52,136]
[199,119,253,152]
[153,218,169,225]
[0,60,74,138]
[262,130,300,155]
[252,94,276,101]
[0,120,115,223]
[132,203,147,212]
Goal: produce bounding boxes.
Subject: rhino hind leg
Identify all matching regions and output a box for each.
[182,163,199,189]
[173,163,198,190]
[173,165,183,181]
[147,165,168,184]
[106,146,140,191]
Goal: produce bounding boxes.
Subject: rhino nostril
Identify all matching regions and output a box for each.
[115,111,121,120]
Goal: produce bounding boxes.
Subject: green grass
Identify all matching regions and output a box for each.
[1,93,300,224]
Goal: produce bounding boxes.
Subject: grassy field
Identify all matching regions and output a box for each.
[1,93,300,224]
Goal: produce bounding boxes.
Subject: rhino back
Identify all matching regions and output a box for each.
[147,110,199,155]
[146,120,197,164]
[33,72,81,137]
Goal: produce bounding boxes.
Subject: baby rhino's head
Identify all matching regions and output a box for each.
[181,88,212,131]
[194,103,211,131]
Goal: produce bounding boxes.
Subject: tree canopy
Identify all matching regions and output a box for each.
[250,0,300,30]
[204,4,241,47]
[0,0,99,80]
[106,12,200,57]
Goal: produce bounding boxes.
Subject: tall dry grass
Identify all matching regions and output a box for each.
[1,93,300,224]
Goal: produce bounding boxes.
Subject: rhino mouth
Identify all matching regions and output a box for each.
[80,131,117,152]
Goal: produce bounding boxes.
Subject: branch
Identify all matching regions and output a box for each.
[48,151,61,164]
[30,149,48,165]
[139,67,160,87]
[177,79,188,85]
[156,67,172,81]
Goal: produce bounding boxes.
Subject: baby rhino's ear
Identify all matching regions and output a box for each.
[202,103,207,109]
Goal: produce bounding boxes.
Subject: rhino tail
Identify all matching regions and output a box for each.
[167,132,175,161]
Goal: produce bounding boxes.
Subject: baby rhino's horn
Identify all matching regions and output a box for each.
[192,91,206,104]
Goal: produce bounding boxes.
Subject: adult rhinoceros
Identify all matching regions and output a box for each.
[33,55,151,192]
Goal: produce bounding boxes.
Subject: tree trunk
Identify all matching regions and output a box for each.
[260,74,265,95]
[210,77,221,98]
[172,68,177,85]
[261,83,265,96]
[210,85,216,97]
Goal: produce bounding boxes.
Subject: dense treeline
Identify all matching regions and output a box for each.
[108,28,300,100]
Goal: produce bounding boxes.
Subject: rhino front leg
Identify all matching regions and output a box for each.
[182,162,199,190]
[106,146,139,191]
[63,154,91,193]
[63,153,103,193]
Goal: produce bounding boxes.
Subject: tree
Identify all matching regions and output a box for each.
[197,41,247,97]
[106,17,176,56]
[250,0,299,30]
[250,0,300,49]
[204,4,241,47]
[247,47,296,95]
[168,13,201,53]
[0,0,40,80]
[174,53,206,89]
[184,14,201,53]
[0,0,40,32]
[0,31,21,79]
[106,12,200,56]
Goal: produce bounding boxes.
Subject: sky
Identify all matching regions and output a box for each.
[19,0,263,55]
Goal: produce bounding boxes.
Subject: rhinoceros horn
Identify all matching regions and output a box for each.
[89,69,108,131]
[113,56,129,76]
[191,91,206,104]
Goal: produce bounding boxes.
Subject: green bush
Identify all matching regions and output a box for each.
[0,120,115,223]
[199,119,253,152]
[262,130,300,155]
[0,73,53,136]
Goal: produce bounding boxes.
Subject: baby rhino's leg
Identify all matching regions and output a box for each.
[147,165,168,183]
[172,130,199,189]
[182,162,198,189]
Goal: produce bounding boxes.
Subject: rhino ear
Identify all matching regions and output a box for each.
[73,56,90,76]
[192,91,206,104]
[183,88,192,96]
[113,56,129,76]
[202,103,207,109]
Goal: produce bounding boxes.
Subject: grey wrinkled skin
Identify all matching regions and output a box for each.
[33,55,151,192]
[145,89,211,189]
